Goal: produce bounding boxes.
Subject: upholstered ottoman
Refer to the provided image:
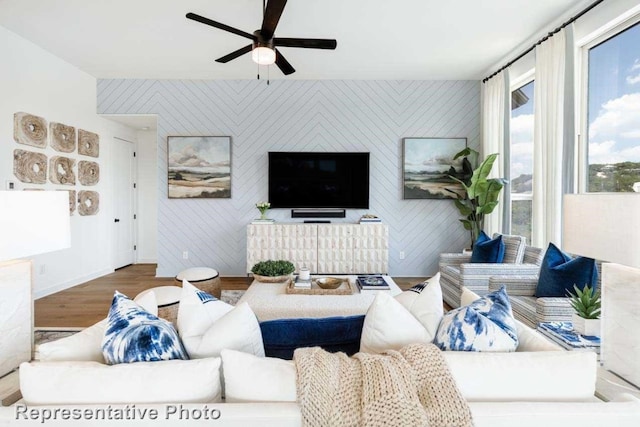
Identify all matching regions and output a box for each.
[135,286,182,324]
[175,267,221,298]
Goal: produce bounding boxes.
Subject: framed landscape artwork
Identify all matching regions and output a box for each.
[167,136,231,199]
[402,137,467,199]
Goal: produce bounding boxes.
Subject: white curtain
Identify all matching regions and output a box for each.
[481,70,509,237]
[532,25,574,249]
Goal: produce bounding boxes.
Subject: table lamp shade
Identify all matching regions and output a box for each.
[563,194,640,269]
[0,191,71,262]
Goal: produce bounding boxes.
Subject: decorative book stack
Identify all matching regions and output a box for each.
[356,275,390,291]
[293,276,311,289]
[251,219,275,225]
[537,322,600,353]
[359,215,381,224]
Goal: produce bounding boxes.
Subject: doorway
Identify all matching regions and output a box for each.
[112,137,135,269]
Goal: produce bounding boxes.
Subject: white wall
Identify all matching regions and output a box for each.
[0,25,138,298]
[136,129,158,263]
[97,79,480,278]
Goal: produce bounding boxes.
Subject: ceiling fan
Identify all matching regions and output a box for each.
[186,0,337,75]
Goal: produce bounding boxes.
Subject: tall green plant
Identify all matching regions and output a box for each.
[446,148,506,248]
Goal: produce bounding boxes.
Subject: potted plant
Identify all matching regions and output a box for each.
[256,201,271,220]
[446,147,506,248]
[251,260,295,283]
[568,284,601,336]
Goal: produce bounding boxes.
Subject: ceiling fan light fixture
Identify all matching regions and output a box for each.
[252,46,276,65]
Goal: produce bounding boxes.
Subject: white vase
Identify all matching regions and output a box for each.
[572,313,601,337]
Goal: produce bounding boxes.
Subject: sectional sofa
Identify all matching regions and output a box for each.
[1,287,639,427]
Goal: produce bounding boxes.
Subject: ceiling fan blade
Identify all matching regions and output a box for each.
[274,38,337,49]
[186,12,255,40]
[261,0,288,39]
[275,49,295,75]
[215,44,253,63]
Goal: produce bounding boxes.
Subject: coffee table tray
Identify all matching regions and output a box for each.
[285,277,355,295]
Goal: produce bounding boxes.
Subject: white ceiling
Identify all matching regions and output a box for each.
[0,0,588,80]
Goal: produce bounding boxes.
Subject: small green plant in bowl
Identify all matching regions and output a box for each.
[251,260,295,283]
[567,284,601,336]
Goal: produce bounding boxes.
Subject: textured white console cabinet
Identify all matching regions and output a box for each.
[247,224,388,274]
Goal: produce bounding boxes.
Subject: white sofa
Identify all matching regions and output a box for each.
[1,288,639,427]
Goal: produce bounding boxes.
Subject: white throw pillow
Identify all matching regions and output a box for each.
[360,275,444,354]
[360,292,432,354]
[20,358,222,405]
[177,279,233,339]
[178,280,265,358]
[394,273,443,339]
[221,349,297,403]
[38,291,158,363]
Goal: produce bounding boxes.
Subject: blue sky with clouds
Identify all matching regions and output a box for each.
[587,22,640,164]
[509,21,640,180]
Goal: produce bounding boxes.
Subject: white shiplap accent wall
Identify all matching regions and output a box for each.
[96,79,479,277]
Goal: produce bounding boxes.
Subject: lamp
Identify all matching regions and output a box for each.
[563,193,640,388]
[252,46,276,65]
[0,191,71,378]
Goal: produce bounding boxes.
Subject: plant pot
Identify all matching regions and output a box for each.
[572,313,601,337]
[252,274,292,283]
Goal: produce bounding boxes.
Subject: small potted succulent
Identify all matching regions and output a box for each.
[568,284,601,336]
[251,260,295,283]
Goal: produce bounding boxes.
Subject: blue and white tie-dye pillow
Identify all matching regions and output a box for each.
[434,286,518,352]
[102,291,189,365]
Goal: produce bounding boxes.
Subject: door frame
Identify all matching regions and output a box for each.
[112,136,138,269]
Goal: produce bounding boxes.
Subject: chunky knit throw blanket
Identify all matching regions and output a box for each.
[294,343,474,427]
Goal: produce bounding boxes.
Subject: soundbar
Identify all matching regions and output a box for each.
[291,209,346,218]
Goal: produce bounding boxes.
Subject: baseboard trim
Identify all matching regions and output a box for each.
[34,268,113,299]
[136,258,157,264]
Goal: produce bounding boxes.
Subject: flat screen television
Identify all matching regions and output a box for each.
[268,152,370,209]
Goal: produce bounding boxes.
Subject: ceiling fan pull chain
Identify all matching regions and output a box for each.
[267,65,270,85]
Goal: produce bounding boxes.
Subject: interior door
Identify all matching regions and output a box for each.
[112,137,135,269]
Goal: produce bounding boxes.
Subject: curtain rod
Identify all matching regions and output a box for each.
[482,0,605,83]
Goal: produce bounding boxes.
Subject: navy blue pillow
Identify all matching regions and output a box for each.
[470,231,505,263]
[535,243,599,297]
[260,315,365,360]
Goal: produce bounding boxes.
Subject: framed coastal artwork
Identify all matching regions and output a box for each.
[402,137,467,199]
[167,136,231,199]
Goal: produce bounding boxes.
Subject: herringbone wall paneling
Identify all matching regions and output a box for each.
[97,79,480,277]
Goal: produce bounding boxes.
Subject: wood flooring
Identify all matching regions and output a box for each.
[35,264,428,328]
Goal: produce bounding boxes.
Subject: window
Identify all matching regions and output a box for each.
[510,80,534,243]
[585,21,640,193]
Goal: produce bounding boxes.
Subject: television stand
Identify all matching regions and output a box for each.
[246,223,388,275]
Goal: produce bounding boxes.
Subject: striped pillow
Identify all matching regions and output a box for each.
[494,233,526,264]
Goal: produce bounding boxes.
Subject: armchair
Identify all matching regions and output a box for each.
[488,276,574,328]
[440,244,543,308]
[489,259,603,328]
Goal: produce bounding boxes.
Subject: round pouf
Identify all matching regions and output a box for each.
[175,267,221,298]
[135,286,182,325]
